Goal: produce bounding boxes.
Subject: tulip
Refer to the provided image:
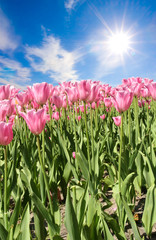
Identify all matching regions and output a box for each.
[104,98,112,108]
[20,108,47,135]
[77,80,91,101]
[72,152,76,159]
[112,116,121,126]
[0,104,7,121]
[100,114,106,120]
[112,91,133,113]
[77,116,81,121]
[0,85,11,100]
[148,83,156,100]
[0,122,13,145]
[29,82,50,105]
[52,112,60,121]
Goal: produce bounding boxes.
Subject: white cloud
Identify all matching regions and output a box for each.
[0,8,19,51]
[25,35,80,82]
[64,0,80,10]
[0,57,31,85]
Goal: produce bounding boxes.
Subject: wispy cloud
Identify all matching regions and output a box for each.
[64,0,80,10]
[0,8,19,51]
[25,35,81,82]
[0,57,31,87]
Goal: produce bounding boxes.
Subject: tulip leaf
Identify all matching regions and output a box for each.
[0,222,8,240]
[142,185,156,236]
[20,202,30,240]
[65,187,81,240]
[122,196,142,240]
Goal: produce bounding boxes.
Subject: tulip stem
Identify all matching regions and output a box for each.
[4,146,8,229]
[128,108,131,146]
[90,107,94,171]
[83,102,91,172]
[36,136,53,215]
[48,100,53,143]
[95,102,98,131]
[134,97,139,143]
[73,104,78,152]
[119,114,123,194]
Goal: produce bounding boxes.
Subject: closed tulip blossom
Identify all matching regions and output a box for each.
[112,116,121,126]
[100,114,106,120]
[104,98,112,108]
[0,85,11,100]
[0,122,13,145]
[29,82,50,105]
[112,91,133,113]
[20,108,47,135]
[148,83,156,100]
[52,112,60,121]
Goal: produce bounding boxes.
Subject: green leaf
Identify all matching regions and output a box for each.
[122,196,142,240]
[9,197,21,230]
[33,207,47,240]
[20,202,30,240]
[31,192,58,235]
[0,222,8,240]
[121,172,136,196]
[142,185,156,236]
[65,187,81,240]
[101,217,114,240]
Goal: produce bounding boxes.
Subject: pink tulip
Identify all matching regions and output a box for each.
[87,85,100,103]
[104,98,112,108]
[100,114,106,120]
[0,104,7,121]
[0,85,11,100]
[20,108,47,135]
[66,87,79,103]
[0,122,13,145]
[77,80,91,101]
[112,116,121,126]
[148,83,156,100]
[52,95,64,109]
[112,91,133,113]
[52,112,60,121]
[138,99,145,108]
[16,91,29,107]
[77,116,81,121]
[72,152,76,159]
[29,82,50,105]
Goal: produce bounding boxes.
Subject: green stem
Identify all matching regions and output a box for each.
[48,100,53,143]
[95,102,98,131]
[90,107,94,171]
[134,97,139,143]
[128,108,131,146]
[73,105,78,152]
[4,146,8,229]
[83,102,91,172]
[119,114,123,194]
[36,135,53,215]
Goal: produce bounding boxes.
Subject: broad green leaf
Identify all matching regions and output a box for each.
[122,196,142,240]
[20,202,30,240]
[0,222,8,240]
[65,187,81,240]
[142,185,156,236]
[121,172,136,196]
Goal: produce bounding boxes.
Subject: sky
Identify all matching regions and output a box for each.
[0,0,156,88]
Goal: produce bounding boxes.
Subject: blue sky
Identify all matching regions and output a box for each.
[0,0,156,88]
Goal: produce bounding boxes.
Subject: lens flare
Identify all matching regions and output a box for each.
[107,31,131,55]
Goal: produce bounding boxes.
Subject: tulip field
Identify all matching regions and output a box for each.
[1,78,156,239]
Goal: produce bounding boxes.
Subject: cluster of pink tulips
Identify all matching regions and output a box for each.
[0,77,156,239]
[0,77,155,142]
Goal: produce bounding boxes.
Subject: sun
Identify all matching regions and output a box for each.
[106,31,131,56]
